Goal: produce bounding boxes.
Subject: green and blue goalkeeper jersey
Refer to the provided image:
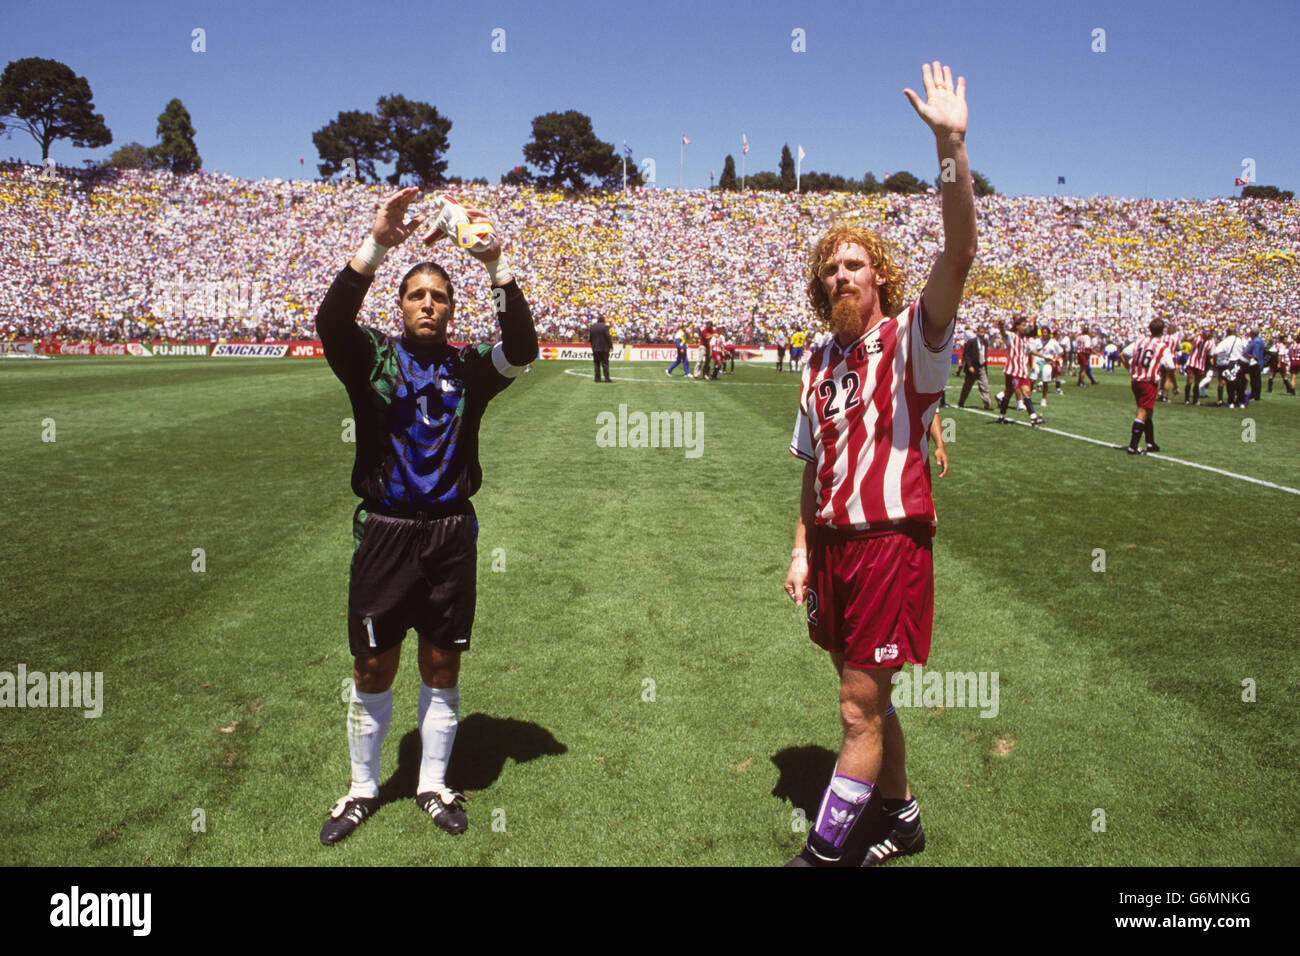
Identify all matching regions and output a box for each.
[315,265,536,512]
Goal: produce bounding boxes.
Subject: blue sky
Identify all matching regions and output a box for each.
[2,0,1294,198]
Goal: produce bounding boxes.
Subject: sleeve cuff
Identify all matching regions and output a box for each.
[490,341,527,379]
[919,298,955,353]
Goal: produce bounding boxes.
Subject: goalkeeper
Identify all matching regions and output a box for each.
[315,187,538,845]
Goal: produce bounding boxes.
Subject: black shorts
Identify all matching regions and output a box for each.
[347,505,478,657]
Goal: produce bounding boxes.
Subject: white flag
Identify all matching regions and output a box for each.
[797,145,805,162]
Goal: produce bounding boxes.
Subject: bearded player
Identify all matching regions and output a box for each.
[783,61,976,867]
[314,187,538,845]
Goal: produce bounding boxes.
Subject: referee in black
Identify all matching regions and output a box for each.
[315,187,537,845]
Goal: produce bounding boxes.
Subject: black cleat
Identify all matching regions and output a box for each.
[417,789,468,834]
[861,822,926,866]
[783,844,859,867]
[783,847,821,867]
[320,795,378,846]
[1125,445,1144,455]
[1146,443,1160,453]
[996,415,1007,424]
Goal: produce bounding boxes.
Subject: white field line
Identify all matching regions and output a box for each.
[562,367,795,387]
[953,406,1300,497]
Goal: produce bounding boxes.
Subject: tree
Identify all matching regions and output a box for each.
[861,172,883,194]
[779,144,795,192]
[0,57,111,160]
[153,98,200,174]
[376,94,452,186]
[747,171,782,191]
[312,109,391,182]
[105,141,163,170]
[501,164,534,187]
[883,170,927,194]
[521,110,622,191]
[719,154,737,190]
[801,171,851,193]
[1241,184,1295,201]
[939,168,996,195]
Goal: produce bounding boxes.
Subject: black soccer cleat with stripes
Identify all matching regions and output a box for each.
[320,795,378,846]
[861,821,925,866]
[417,789,468,834]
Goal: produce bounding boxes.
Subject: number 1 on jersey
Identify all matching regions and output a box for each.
[416,393,433,426]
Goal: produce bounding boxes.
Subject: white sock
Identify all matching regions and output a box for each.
[347,686,392,800]
[417,683,460,795]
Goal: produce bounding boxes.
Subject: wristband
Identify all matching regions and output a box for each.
[483,254,513,286]
[355,235,390,269]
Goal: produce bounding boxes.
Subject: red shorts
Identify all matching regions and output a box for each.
[1290,362,1300,374]
[1132,380,1158,409]
[1006,375,1030,391]
[806,522,934,670]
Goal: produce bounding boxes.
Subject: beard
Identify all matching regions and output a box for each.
[829,293,864,339]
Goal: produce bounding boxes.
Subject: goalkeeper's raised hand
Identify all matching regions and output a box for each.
[349,187,425,276]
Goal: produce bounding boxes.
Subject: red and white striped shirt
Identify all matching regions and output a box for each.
[1188,335,1213,372]
[1005,331,1030,378]
[1075,333,1091,355]
[789,298,951,531]
[1124,336,1174,383]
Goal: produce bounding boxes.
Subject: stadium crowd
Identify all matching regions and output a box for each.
[2,161,1297,354]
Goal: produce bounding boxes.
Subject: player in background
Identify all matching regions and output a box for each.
[1184,327,1213,405]
[775,328,788,372]
[790,328,806,372]
[1209,330,1232,405]
[1219,325,1248,407]
[784,61,976,867]
[697,321,713,379]
[666,324,691,377]
[725,335,737,373]
[1287,337,1300,396]
[1244,328,1266,404]
[710,331,726,379]
[1075,327,1096,386]
[314,188,538,845]
[1264,334,1283,394]
[1037,327,1064,406]
[995,315,1045,425]
[1121,317,1175,454]
[1157,321,1180,402]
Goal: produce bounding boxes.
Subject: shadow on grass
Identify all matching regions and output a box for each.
[378,713,567,806]
[770,744,836,816]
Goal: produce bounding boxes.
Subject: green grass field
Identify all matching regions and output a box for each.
[2,356,1297,866]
